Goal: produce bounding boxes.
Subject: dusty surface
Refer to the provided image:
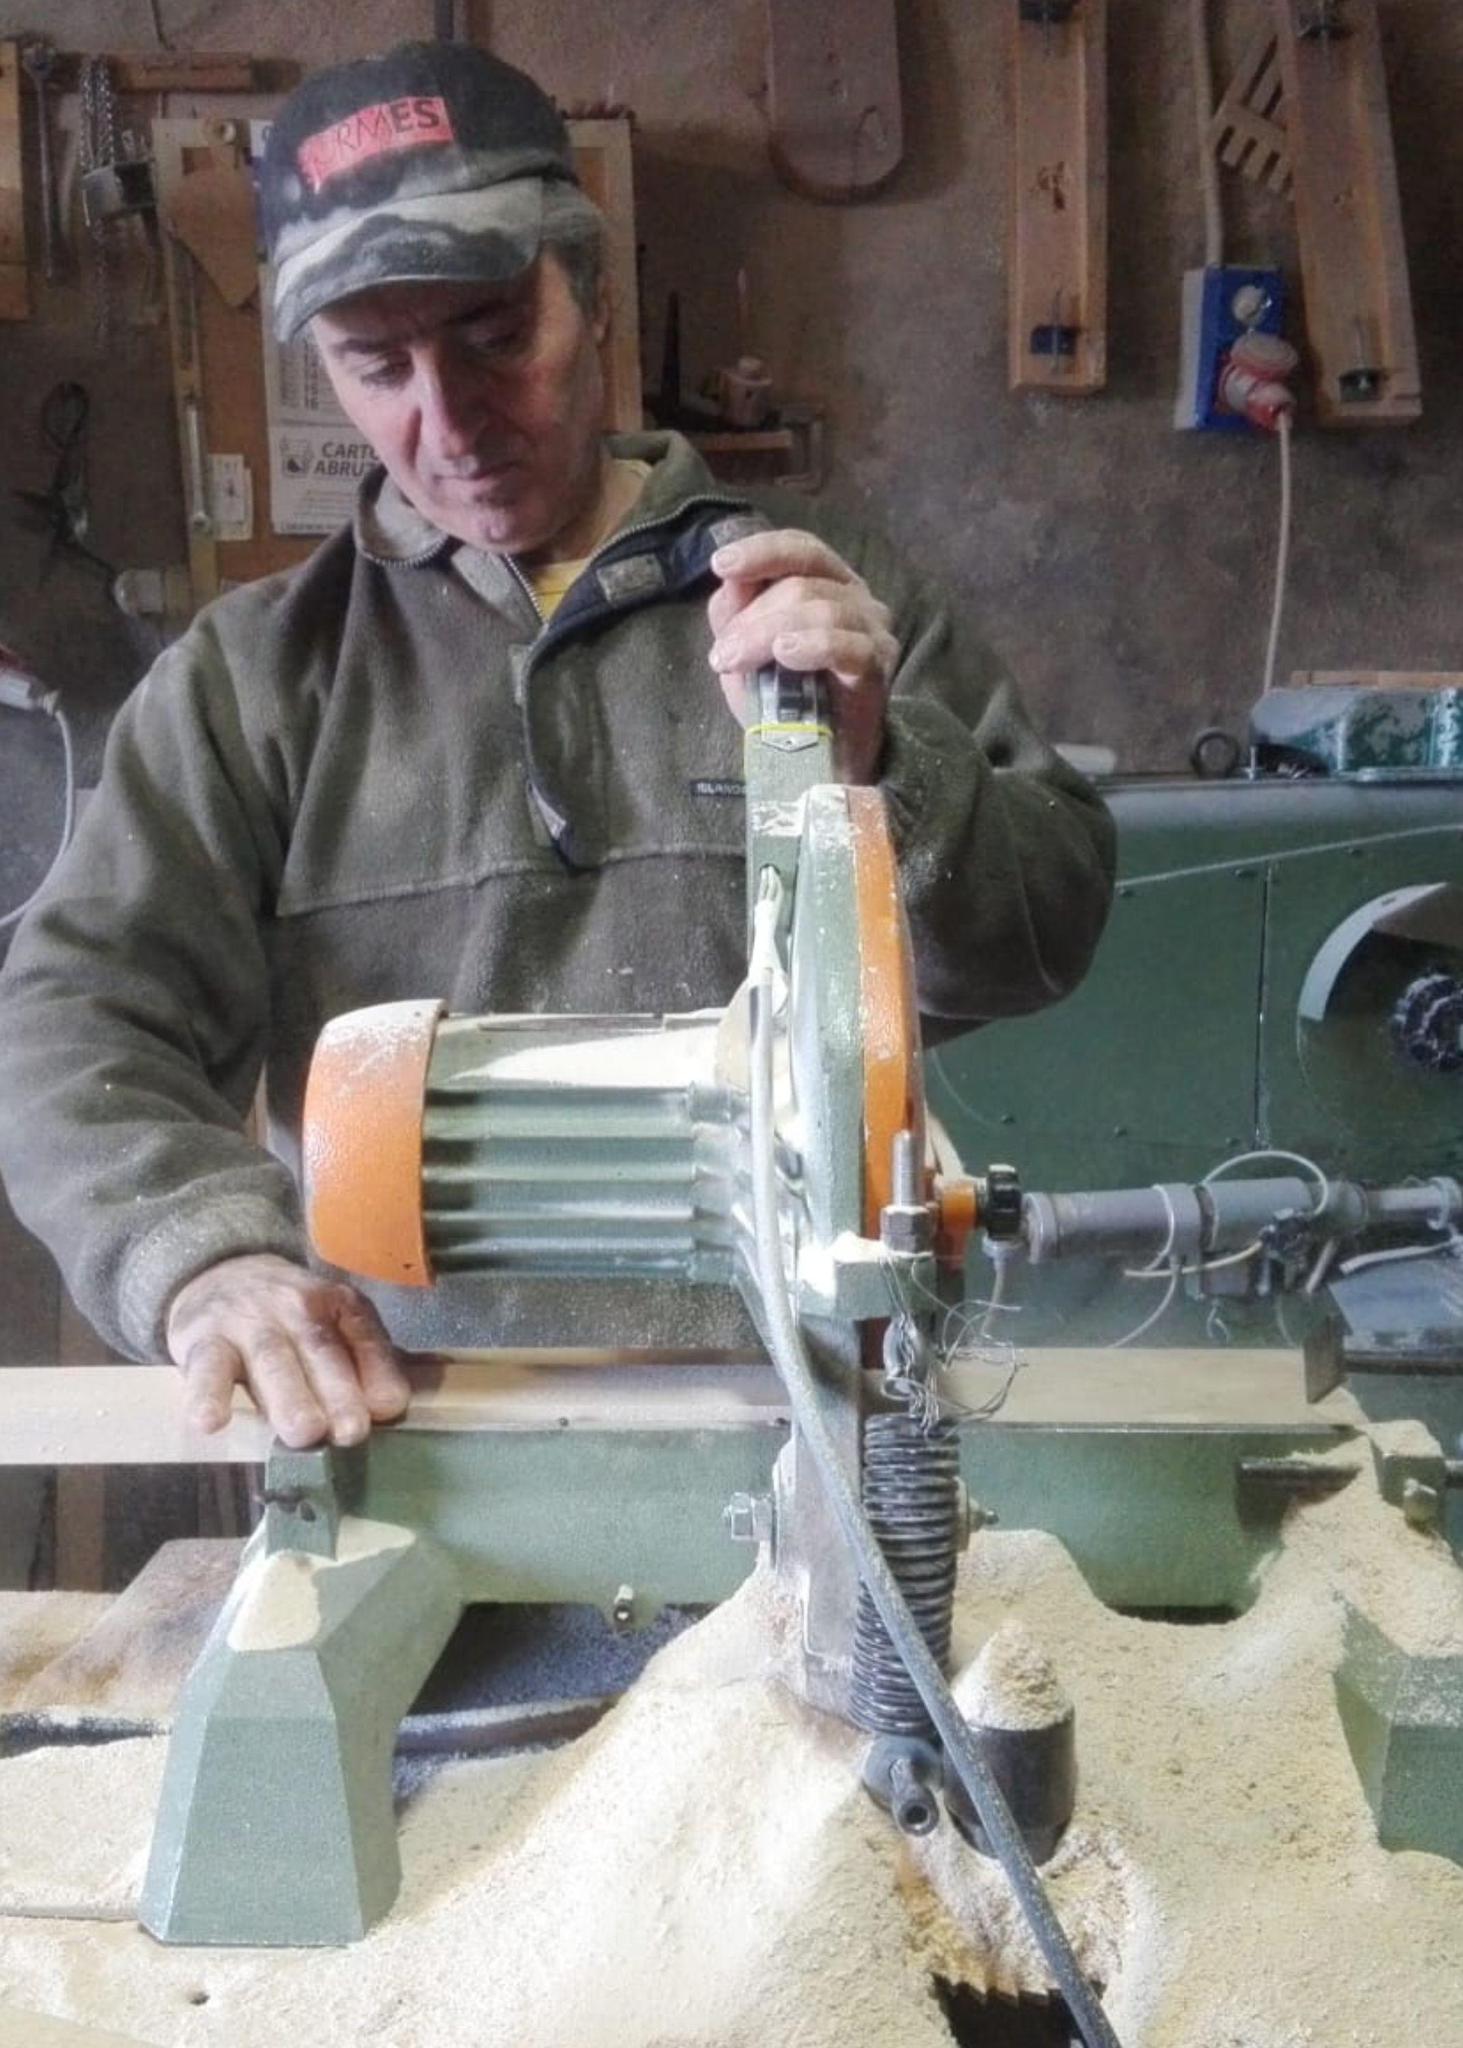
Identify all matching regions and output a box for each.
[12,1546,239,1719]
[0,1438,1460,2045]
[0,1594,110,1704]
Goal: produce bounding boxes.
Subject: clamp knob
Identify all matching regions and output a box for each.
[981,1163,1024,1242]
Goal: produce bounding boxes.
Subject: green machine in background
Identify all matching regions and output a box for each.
[929,679,1463,1390]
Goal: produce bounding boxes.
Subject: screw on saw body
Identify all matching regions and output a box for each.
[254,1486,318,1523]
[21,39,65,284]
[611,1584,636,1632]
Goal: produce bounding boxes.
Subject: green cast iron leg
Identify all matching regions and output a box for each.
[139,1490,461,1947]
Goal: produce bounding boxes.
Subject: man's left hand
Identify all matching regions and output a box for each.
[708,529,899,785]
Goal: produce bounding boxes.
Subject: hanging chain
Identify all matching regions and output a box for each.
[79,57,121,345]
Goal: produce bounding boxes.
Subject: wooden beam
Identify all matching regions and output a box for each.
[1009,0,1108,394]
[1271,0,1420,426]
[1291,669,1463,691]
[0,1355,782,1466]
[49,52,296,95]
[0,41,28,321]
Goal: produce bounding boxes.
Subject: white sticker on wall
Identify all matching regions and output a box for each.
[209,454,255,543]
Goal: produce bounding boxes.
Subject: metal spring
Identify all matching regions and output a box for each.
[849,1413,961,1736]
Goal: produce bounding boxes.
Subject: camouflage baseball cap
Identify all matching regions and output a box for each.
[259,42,578,341]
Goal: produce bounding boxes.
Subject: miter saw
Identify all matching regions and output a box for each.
[136,672,1461,2048]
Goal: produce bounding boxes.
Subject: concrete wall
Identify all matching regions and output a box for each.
[0,0,1459,1402]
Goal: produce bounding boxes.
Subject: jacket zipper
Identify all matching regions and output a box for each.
[510,488,750,861]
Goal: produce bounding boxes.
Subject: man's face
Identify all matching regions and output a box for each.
[312,254,608,556]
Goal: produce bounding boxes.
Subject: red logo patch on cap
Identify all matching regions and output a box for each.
[297,96,456,194]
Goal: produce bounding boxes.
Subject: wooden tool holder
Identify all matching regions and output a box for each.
[0,41,26,320]
[1008,0,1108,395]
[765,0,903,201]
[1270,0,1419,425]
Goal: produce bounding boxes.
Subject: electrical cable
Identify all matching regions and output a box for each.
[1262,412,1294,697]
[1337,1235,1462,1278]
[0,702,77,932]
[1106,1260,1182,1349]
[1189,0,1224,268]
[746,869,1122,2048]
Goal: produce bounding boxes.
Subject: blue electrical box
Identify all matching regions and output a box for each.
[1174,265,1287,432]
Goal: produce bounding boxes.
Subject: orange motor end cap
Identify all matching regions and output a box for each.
[302,999,444,1287]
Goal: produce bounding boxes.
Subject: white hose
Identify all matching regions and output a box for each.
[1262,412,1294,696]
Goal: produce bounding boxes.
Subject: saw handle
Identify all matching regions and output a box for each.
[750,661,833,743]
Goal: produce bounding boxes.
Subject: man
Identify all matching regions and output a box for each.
[0,43,1114,1451]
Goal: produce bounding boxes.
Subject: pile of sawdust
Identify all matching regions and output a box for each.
[0,1438,1460,2045]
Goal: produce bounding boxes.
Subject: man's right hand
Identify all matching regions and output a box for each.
[166,1253,411,1448]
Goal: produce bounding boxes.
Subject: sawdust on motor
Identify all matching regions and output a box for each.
[0,1440,1461,2043]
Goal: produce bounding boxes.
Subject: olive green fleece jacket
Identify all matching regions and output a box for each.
[0,431,1114,1360]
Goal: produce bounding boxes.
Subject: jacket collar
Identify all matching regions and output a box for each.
[352,430,733,571]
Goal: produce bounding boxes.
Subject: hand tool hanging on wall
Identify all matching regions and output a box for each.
[20,37,63,285]
[1198,0,1418,426]
[11,380,114,586]
[79,56,162,341]
[1008,0,1108,394]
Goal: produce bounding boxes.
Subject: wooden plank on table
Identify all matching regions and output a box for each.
[1291,669,1463,691]
[0,1354,782,1466]
[18,1537,240,1717]
[1271,0,1419,426]
[945,1346,1361,1431]
[766,0,903,201]
[0,1344,1364,1468]
[1009,0,1107,394]
[0,40,28,321]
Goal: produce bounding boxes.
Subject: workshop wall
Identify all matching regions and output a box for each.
[0,0,1460,1413]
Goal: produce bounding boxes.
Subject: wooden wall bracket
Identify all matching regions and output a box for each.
[1270,0,1420,425]
[1009,0,1107,394]
[766,0,903,202]
[0,41,27,321]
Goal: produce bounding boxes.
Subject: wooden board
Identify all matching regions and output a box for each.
[0,41,27,322]
[1292,669,1463,692]
[154,112,643,609]
[766,0,903,200]
[16,1538,240,1716]
[49,50,290,95]
[1271,0,1420,426]
[1009,0,1108,394]
[0,1346,1359,1470]
[565,116,643,434]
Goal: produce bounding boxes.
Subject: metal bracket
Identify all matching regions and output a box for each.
[259,1443,354,1558]
[80,156,157,225]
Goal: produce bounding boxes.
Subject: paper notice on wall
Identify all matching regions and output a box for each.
[258,267,377,535]
[208,453,254,542]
